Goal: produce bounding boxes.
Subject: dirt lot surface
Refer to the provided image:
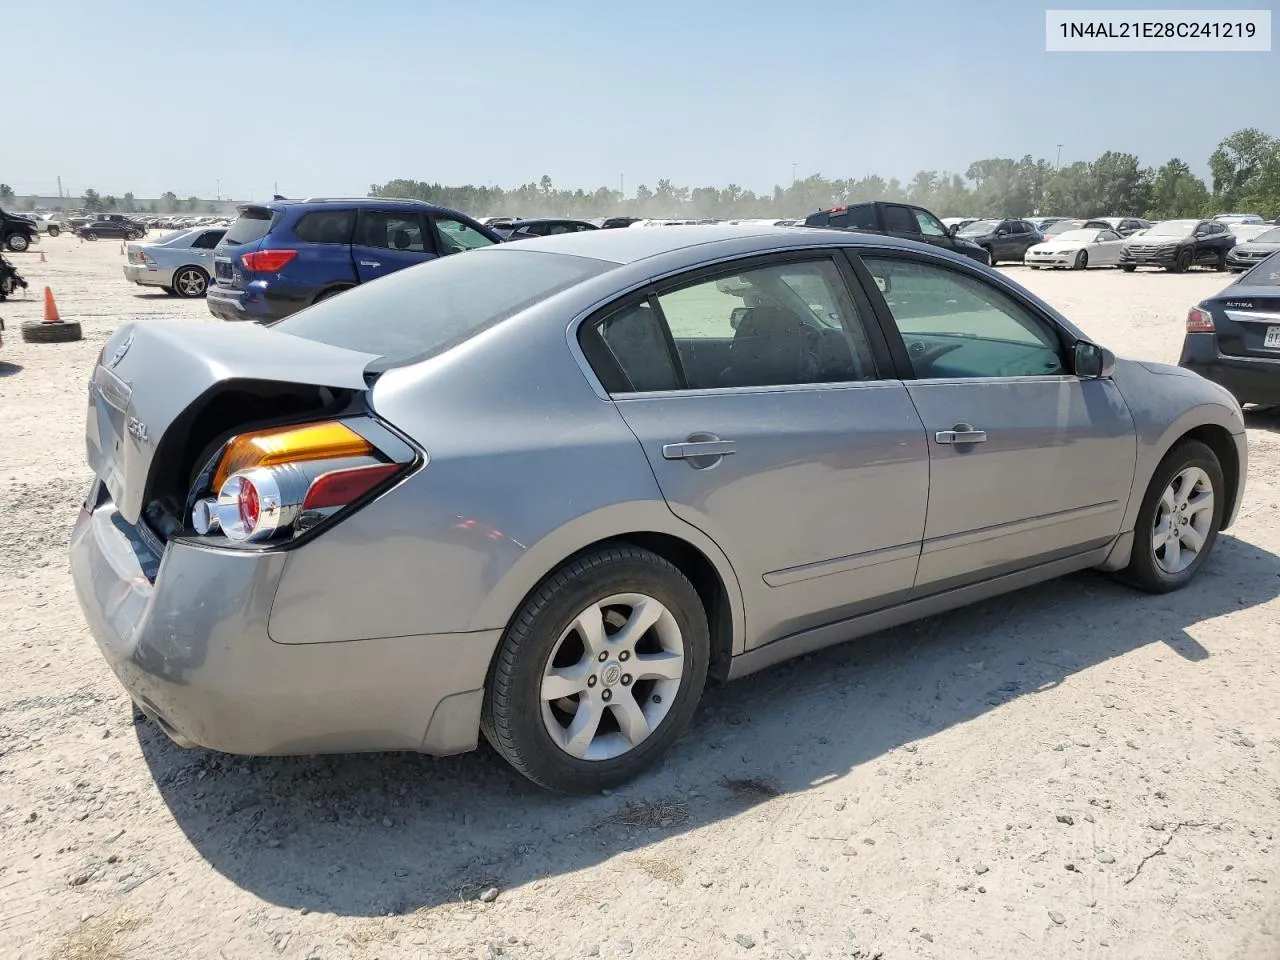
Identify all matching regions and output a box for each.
[1,234,1277,960]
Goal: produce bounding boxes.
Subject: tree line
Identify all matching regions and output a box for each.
[0,187,219,215]
[370,128,1280,222]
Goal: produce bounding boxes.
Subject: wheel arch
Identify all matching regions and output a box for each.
[476,510,746,683]
[312,282,355,305]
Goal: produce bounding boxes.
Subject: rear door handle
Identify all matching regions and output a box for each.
[359,260,381,268]
[935,426,987,444]
[662,439,737,460]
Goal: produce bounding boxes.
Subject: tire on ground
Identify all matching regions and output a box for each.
[481,543,710,793]
[20,320,83,344]
[1120,438,1224,594]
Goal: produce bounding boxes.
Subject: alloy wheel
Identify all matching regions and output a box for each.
[1152,466,1214,574]
[540,593,685,761]
[175,268,207,297]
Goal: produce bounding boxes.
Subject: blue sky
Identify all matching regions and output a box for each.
[8,0,1278,201]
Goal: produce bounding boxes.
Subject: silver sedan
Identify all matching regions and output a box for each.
[123,226,226,297]
[72,226,1248,792]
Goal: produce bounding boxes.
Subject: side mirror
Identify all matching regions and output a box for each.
[729,306,750,331]
[1074,341,1115,379]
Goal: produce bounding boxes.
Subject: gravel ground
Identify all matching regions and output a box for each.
[1,234,1277,960]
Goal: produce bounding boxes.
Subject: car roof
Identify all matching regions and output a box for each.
[253,197,461,215]
[484,223,948,265]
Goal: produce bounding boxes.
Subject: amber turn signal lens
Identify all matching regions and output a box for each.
[212,421,375,492]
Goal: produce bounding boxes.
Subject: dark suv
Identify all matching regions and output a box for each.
[954,219,1045,265]
[206,198,502,323]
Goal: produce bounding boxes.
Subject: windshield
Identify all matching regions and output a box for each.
[1053,230,1100,243]
[1250,228,1280,244]
[958,220,1000,236]
[273,248,614,368]
[1145,219,1199,237]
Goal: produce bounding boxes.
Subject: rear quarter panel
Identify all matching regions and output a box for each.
[265,292,746,647]
[1111,359,1247,531]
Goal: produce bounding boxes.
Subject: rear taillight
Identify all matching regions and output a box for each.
[1186,306,1215,333]
[191,419,414,545]
[240,249,297,273]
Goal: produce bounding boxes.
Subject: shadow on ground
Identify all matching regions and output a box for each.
[1245,404,1280,434]
[139,533,1280,917]
[0,361,23,377]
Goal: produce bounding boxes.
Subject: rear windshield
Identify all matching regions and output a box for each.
[223,209,279,246]
[1241,251,1280,284]
[272,248,614,369]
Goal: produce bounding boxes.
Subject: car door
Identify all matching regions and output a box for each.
[582,253,931,647]
[853,251,1136,595]
[429,214,498,256]
[991,221,1017,260]
[906,206,958,254]
[1092,229,1124,265]
[351,209,436,283]
[189,229,225,269]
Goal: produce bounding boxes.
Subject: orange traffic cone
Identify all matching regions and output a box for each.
[43,286,61,324]
[39,249,47,262]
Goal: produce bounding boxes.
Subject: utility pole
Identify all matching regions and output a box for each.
[792,162,797,185]
[619,174,624,201]
[1056,144,1063,169]
[57,175,63,198]
[216,179,221,201]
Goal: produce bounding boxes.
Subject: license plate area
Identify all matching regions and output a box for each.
[1265,326,1280,349]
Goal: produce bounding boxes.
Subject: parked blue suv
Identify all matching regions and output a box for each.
[206,198,502,323]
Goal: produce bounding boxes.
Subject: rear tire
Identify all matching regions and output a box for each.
[984,247,996,266]
[47,225,60,238]
[1121,264,1136,272]
[172,266,208,298]
[1216,249,1229,271]
[1073,250,1088,270]
[1120,439,1224,594]
[481,544,710,793]
[20,320,83,343]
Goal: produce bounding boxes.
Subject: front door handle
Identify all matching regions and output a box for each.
[935,424,987,444]
[662,439,737,460]
[359,260,381,268]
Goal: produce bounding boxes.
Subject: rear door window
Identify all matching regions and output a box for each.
[355,210,431,252]
[192,230,225,249]
[846,204,878,229]
[883,205,917,233]
[293,210,356,244]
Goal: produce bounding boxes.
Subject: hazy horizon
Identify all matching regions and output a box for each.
[9,0,1278,202]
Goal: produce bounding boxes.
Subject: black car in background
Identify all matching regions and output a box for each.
[492,218,598,240]
[76,219,146,241]
[1180,251,1280,405]
[804,201,990,264]
[1225,226,1280,272]
[954,218,1044,265]
[1120,219,1236,272]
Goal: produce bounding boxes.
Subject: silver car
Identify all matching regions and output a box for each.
[71,226,1248,792]
[123,226,226,298]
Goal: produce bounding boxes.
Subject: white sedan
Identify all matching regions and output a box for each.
[1024,228,1126,270]
[122,226,226,298]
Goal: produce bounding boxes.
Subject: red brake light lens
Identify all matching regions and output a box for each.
[238,478,260,529]
[302,463,402,511]
[1186,307,1215,333]
[240,249,298,273]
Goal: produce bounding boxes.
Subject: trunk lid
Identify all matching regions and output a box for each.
[87,321,378,525]
[1212,286,1280,358]
[213,204,278,291]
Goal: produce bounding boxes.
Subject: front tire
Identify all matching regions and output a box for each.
[481,544,710,793]
[1121,264,1136,272]
[1169,248,1192,273]
[172,266,208,298]
[1216,249,1229,271]
[984,247,996,266]
[5,233,29,252]
[1074,250,1089,270]
[47,225,60,238]
[1121,439,1224,594]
